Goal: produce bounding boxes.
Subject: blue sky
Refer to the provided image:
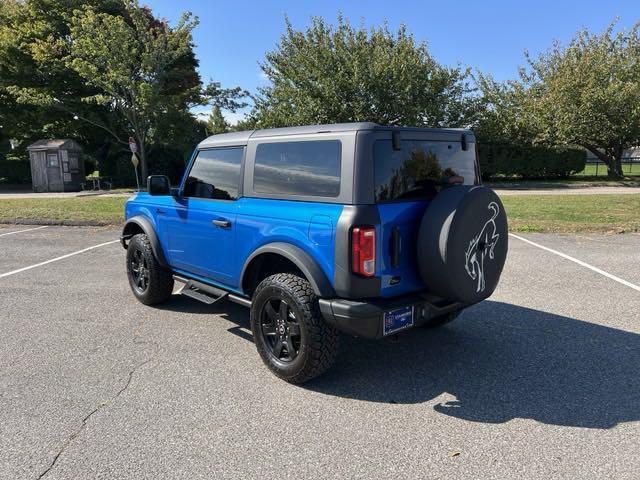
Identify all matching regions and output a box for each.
[145,0,639,123]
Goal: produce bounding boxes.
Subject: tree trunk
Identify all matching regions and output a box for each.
[606,157,623,178]
[612,145,625,178]
[583,146,623,178]
[604,145,625,178]
[614,155,624,178]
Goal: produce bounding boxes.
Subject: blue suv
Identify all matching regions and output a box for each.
[121,123,508,383]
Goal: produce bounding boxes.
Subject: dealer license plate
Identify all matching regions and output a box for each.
[383,306,414,336]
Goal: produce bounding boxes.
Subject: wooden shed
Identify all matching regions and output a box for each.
[27,139,84,192]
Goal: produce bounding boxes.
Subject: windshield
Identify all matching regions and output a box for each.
[373,139,477,202]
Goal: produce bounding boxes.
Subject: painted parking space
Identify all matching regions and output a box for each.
[511,232,640,287]
[0,225,49,237]
[509,233,640,292]
[0,226,638,479]
[0,226,119,274]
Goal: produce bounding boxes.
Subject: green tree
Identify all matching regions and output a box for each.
[0,0,246,179]
[0,0,129,152]
[66,2,242,178]
[474,74,541,145]
[518,22,640,177]
[206,106,230,135]
[247,16,479,129]
[0,90,20,147]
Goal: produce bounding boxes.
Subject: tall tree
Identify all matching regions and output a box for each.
[206,106,230,135]
[0,0,128,150]
[518,22,640,177]
[0,0,246,179]
[474,74,542,145]
[66,2,246,178]
[247,16,479,129]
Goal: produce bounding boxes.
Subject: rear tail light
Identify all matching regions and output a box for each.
[352,226,376,277]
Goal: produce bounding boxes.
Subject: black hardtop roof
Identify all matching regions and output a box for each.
[198,122,474,148]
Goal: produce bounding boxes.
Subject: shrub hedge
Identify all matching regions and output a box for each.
[0,160,31,184]
[477,143,586,180]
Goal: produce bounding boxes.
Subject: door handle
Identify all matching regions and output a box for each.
[156,208,166,215]
[212,219,231,229]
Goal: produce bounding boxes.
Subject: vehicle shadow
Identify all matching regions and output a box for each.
[156,294,239,315]
[155,294,254,341]
[159,296,640,429]
[307,300,640,429]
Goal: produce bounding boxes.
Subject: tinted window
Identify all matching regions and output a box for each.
[374,139,476,202]
[183,148,243,200]
[254,140,341,197]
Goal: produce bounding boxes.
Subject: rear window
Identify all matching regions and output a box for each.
[254,140,341,197]
[373,139,476,202]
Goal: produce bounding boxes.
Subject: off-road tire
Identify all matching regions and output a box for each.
[126,233,174,305]
[250,273,339,384]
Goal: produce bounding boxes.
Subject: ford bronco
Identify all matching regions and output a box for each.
[121,123,508,383]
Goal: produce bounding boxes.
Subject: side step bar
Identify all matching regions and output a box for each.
[173,275,251,308]
[182,287,226,305]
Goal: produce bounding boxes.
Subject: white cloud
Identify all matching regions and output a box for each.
[194,109,209,121]
[192,107,248,126]
[223,111,247,126]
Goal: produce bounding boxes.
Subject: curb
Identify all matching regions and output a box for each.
[0,218,115,227]
[486,182,640,190]
[76,191,134,198]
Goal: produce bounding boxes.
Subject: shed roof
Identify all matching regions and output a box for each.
[27,139,82,151]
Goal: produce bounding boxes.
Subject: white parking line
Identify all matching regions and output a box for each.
[0,225,48,237]
[0,240,120,279]
[509,233,640,293]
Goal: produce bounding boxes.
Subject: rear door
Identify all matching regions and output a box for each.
[162,147,244,286]
[370,131,478,297]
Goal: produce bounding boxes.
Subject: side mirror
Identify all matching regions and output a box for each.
[147,175,170,196]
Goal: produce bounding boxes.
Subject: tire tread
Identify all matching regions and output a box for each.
[127,233,174,305]
[252,273,338,383]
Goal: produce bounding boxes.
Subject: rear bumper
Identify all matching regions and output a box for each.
[318,294,464,339]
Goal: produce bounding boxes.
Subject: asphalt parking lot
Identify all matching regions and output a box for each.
[1,226,639,479]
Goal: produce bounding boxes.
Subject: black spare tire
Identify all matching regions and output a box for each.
[417,186,508,304]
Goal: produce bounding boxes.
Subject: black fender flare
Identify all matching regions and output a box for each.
[240,242,336,298]
[121,215,168,267]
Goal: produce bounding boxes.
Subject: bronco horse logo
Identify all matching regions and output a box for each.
[464,202,500,293]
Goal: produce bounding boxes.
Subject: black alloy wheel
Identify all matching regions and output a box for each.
[129,247,150,294]
[259,296,302,362]
[250,273,339,383]
[125,233,174,305]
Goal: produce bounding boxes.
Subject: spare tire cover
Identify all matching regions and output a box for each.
[417,186,508,304]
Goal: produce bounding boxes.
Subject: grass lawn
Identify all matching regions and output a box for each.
[486,175,640,188]
[0,196,127,225]
[576,163,640,177]
[0,193,638,233]
[501,194,640,233]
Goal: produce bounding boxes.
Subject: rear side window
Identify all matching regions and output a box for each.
[183,147,243,200]
[373,139,476,202]
[253,140,341,197]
